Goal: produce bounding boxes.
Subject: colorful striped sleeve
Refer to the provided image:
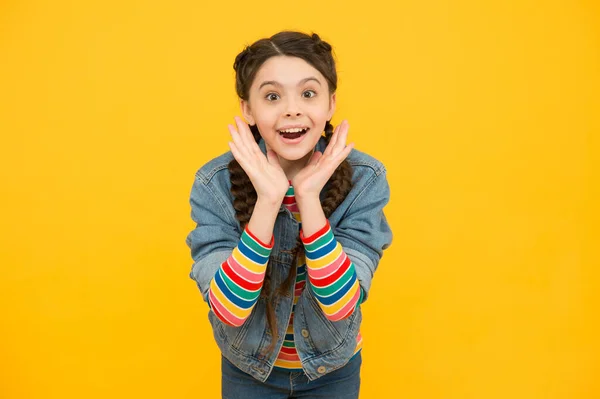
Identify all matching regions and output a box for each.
[300,220,364,321]
[207,226,273,327]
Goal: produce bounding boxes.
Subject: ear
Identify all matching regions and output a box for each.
[240,100,255,125]
[327,93,336,120]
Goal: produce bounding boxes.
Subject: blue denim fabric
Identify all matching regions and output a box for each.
[186,136,393,382]
[222,351,362,399]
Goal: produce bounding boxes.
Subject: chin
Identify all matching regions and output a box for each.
[275,149,311,161]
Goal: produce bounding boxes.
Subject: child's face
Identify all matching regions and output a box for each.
[241,56,335,163]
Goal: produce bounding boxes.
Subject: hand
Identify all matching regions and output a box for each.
[291,120,354,200]
[227,116,289,204]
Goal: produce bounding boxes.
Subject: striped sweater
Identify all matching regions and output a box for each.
[207,182,363,370]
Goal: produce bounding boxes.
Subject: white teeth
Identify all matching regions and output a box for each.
[279,127,306,133]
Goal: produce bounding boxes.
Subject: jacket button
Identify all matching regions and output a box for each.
[317,366,326,374]
[301,329,309,338]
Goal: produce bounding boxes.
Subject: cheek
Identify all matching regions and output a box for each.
[310,100,332,119]
[311,105,331,124]
[253,107,278,127]
[256,119,275,134]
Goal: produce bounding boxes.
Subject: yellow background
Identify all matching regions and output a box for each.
[1,0,598,398]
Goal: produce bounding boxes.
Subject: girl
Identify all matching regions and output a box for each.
[186,31,393,399]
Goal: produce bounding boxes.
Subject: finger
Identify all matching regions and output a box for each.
[228,141,247,169]
[337,141,354,162]
[323,123,340,157]
[236,116,264,157]
[307,151,323,167]
[235,116,260,152]
[333,120,349,154]
[232,117,252,155]
[323,143,353,174]
[228,124,251,159]
[266,149,281,167]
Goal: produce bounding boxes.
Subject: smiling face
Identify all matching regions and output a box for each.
[241,56,336,169]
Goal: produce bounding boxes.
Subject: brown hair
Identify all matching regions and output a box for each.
[228,31,353,356]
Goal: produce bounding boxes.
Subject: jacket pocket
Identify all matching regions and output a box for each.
[297,286,360,355]
[208,309,229,345]
[230,299,260,350]
[207,301,259,352]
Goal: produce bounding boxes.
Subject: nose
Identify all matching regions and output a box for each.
[284,98,302,117]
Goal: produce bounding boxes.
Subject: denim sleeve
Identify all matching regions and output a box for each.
[333,167,393,302]
[185,173,241,303]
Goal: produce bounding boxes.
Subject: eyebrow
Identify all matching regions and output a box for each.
[258,76,322,90]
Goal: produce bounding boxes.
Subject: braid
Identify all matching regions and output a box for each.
[227,124,263,227]
[322,121,353,217]
[228,121,353,359]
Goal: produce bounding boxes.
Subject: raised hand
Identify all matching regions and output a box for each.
[291,120,354,200]
[227,116,289,204]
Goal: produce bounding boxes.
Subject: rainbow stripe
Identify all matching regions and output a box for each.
[207,227,273,327]
[300,221,363,321]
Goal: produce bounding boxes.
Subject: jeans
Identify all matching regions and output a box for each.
[221,352,362,399]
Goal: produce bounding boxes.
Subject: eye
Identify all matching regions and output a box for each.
[265,93,280,101]
[302,90,316,98]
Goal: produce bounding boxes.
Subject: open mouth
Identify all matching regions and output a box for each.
[278,127,309,140]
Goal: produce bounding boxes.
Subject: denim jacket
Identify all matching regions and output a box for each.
[186,136,393,382]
